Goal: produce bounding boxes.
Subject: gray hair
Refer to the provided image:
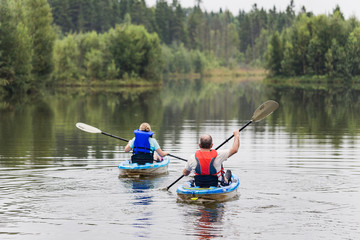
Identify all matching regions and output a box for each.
[199,134,212,149]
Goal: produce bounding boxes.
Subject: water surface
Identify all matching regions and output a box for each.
[1,79,360,239]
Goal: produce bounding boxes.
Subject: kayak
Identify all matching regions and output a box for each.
[118,156,170,177]
[177,174,240,202]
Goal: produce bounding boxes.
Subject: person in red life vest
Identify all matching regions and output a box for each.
[124,122,169,164]
[182,130,240,187]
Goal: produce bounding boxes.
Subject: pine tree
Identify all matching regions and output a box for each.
[266,31,282,75]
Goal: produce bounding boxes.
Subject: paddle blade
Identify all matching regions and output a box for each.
[251,100,279,122]
[76,122,102,134]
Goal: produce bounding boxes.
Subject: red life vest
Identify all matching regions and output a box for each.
[194,150,223,176]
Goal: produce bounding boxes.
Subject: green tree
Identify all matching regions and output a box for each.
[172,1,186,45]
[187,6,204,50]
[53,34,80,81]
[266,31,282,75]
[106,24,162,81]
[76,31,104,74]
[325,39,347,77]
[173,44,192,73]
[346,27,360,75]
[0,0,33,93]
[24,0,56,85]
[84,49,104,79]
[292,14,311,74]
[307,14,348,75]
[155,0,172,44]
[191,49,204,74]
[106,60,119,79]
[281,40,296,75]
[48,0,73,33]
[279,14,311,75]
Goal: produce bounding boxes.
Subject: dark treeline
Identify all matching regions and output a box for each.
[1,0,359,95]
[49,0,296,67]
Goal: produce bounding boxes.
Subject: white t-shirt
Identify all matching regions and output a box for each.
[184,149,230,178]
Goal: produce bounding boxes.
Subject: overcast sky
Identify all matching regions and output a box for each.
[146,0,359,20]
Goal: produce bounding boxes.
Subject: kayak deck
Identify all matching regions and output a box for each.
[118,156,170,177]
[177,174,240,202]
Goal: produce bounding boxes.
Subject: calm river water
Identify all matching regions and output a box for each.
[1,78,360,239]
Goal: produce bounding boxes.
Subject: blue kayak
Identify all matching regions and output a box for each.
[118,156,170,177]
[177,174,240,202]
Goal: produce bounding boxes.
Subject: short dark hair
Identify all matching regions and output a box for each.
[199,134,212,149]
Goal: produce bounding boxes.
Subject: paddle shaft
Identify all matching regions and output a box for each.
[166,175,185,190]
[101,131,129,142]
[215,120,252,150]
[168,154,187,162]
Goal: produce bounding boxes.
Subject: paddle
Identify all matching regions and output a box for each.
[165,100,279,191]
[214,100,279,150]
[75,122,187,162]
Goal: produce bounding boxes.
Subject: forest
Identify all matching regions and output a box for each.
[0,0,359,95]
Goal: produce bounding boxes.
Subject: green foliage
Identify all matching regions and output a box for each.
[173,45,192,73]
[4,0,360,92]
[155,0,172,44]
[45,0,304,78]
[48,0,121,33]
[346,27,360,76]
[76,31,106,74]
[84,49,104,80]
[53,35,80,81]
[325,39,347,77]
[24,0,56,84]
[265,9,360,78]
[0,0,55,94]
[266,31,282,76]
[48,0,298,69]
[106,60,119,80]
[12,22,33,87]
[106,24,162,81]
[0,0,33,93]
[52,23,162,83]
[191,50,204,74]
[161,44,217,75]
[281,40,295,76]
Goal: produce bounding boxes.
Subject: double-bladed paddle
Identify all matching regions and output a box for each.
[75,123,187,162]
[165,100,279,191]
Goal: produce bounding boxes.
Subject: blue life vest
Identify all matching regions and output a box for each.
[133,129,154,154]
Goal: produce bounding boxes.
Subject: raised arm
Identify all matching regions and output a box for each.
[228,130,240,158]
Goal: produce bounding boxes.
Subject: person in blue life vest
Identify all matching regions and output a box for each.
[124,122,169,164]
[182,130,240,187]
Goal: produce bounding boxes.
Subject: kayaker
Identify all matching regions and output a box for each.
[124,122,169,164]
[182,130,240,187]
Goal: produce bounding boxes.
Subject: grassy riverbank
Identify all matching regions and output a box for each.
[166,67,266,82]
[53,67,267,87]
